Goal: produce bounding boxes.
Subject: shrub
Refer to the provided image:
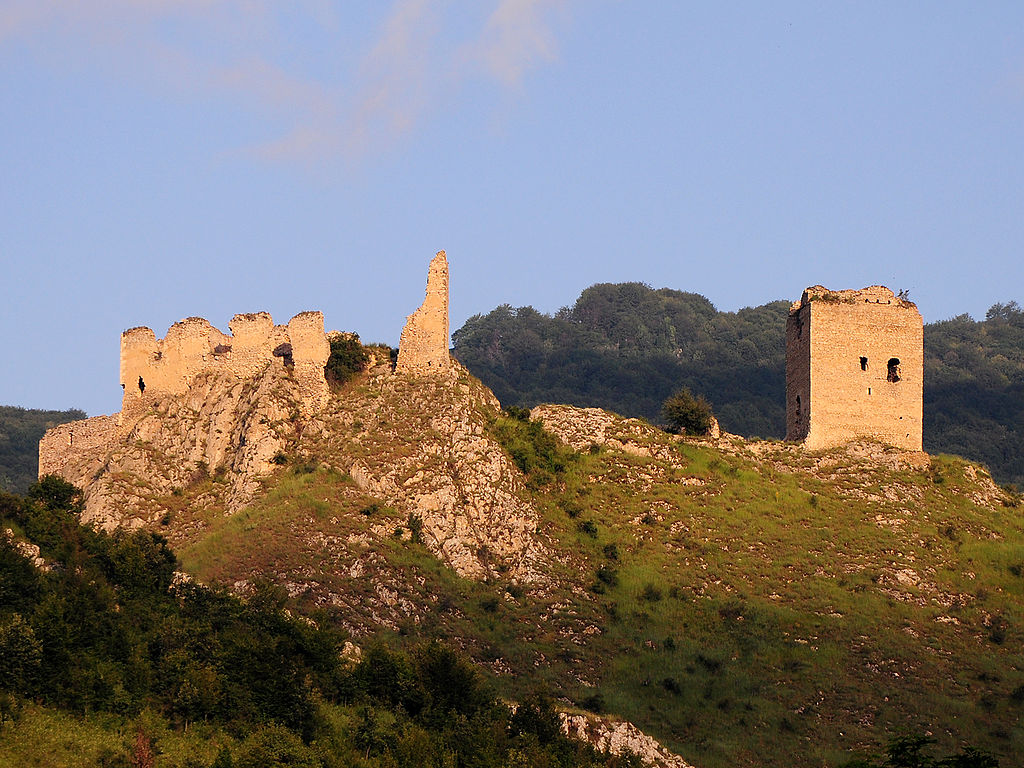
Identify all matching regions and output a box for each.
[491,409,577,487]
[639,583,663,602]
[324,333,370,387]
[661,388,714,435]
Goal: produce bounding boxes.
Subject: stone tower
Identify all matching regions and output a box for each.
[786,285,923,451]
[396,251,451,374]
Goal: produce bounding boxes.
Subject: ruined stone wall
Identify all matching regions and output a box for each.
[396,251,451,374]
[38,414,119,487]
[120,311,330,412]
[786,286,923,451]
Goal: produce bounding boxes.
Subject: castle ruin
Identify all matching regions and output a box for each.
[39,252,453,503]
[785,285,923,451]
[396,250,451,374]
[119,311,331,414]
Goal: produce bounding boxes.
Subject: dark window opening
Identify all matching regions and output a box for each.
[213,344,232,355]
[273,343,294,369]
[795,394,802,417]
[868,387,872,395]
[138,376,146,394]
[860,356,868,371]
[887,358,901,383]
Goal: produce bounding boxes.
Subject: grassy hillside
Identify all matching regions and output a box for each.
[452,286,1024,487]
[0,406,85,494]
[153,383,1023,768]
[0,481,631,768]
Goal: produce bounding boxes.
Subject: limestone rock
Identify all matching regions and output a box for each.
[560,713,697,768]
[316,363,545,581]
[530,404,677,460]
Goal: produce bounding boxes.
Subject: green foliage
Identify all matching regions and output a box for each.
[924,303,1024,487]
[1,483,633,766]
[324,333,370,387]
[661,387,714,435]
[454,284,1024,486]
[840,734,1000,767]
[0,406,85,495]
[0,482,342,736]
[490,408,578,487]
[452,284,788,439]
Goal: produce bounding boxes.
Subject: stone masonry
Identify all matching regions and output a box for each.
[785,285,923,451]
[39,311,332,522]
[396,251,451,374]
[120,311,330,414]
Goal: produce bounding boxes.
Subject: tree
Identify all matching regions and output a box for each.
[324,333,370,386]
[661,388,714,435]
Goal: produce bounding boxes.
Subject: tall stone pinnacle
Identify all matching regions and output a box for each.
[396,250,451,374]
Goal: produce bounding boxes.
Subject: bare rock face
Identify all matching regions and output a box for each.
[560,713,697,768]
[530,404,678,460]
[314,363,545,581]
[396,251,451,375]
[40,310,330,529]
[41,365,307,529]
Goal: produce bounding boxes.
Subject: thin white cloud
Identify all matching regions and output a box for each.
[471,0,563,86]
[1,0,573,163]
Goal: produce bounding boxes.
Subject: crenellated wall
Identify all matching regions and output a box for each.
[786,285,923,451]
[120,311,330,411]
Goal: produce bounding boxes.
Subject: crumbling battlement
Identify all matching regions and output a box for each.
[120,311,330,412]
[396,251,451,375]
[786,285,923,452]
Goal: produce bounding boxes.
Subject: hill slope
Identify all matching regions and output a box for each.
[38,359,1022,768]
[451,285,1024,487]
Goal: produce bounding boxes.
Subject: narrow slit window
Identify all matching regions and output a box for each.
[860,356,868,371]
[138,376,146,394]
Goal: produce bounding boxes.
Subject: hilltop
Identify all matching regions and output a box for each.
[14,349,1024,767]
[451,285,1024,487]
[6,263,1022,767]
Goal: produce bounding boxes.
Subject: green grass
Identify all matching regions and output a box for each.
[156,379,1024,768]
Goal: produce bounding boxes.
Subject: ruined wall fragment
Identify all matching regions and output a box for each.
[396,251,451,375]
[119,311,329,412]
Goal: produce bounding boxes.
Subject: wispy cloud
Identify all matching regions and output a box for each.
[471,0,563,86]
[1,0,573,163]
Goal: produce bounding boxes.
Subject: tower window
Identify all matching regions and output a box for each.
[887,358,901,383]
[860,356,868,371]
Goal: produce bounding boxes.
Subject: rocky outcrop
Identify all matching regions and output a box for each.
[396,251,451,375]
[313,363,544,581]
[560,713,697,768]
[41,365,309,529]
[530,404,678,459]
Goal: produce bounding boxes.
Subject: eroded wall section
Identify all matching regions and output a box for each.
[396,251,451,374]
[120,311,330,411]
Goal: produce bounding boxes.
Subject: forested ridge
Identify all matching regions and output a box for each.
[0,406,84,495]
[453,284,1024,487]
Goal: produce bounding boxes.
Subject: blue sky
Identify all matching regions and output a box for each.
[2,2,1022,417]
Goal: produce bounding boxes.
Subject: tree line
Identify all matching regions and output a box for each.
[453,285,1024,487]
